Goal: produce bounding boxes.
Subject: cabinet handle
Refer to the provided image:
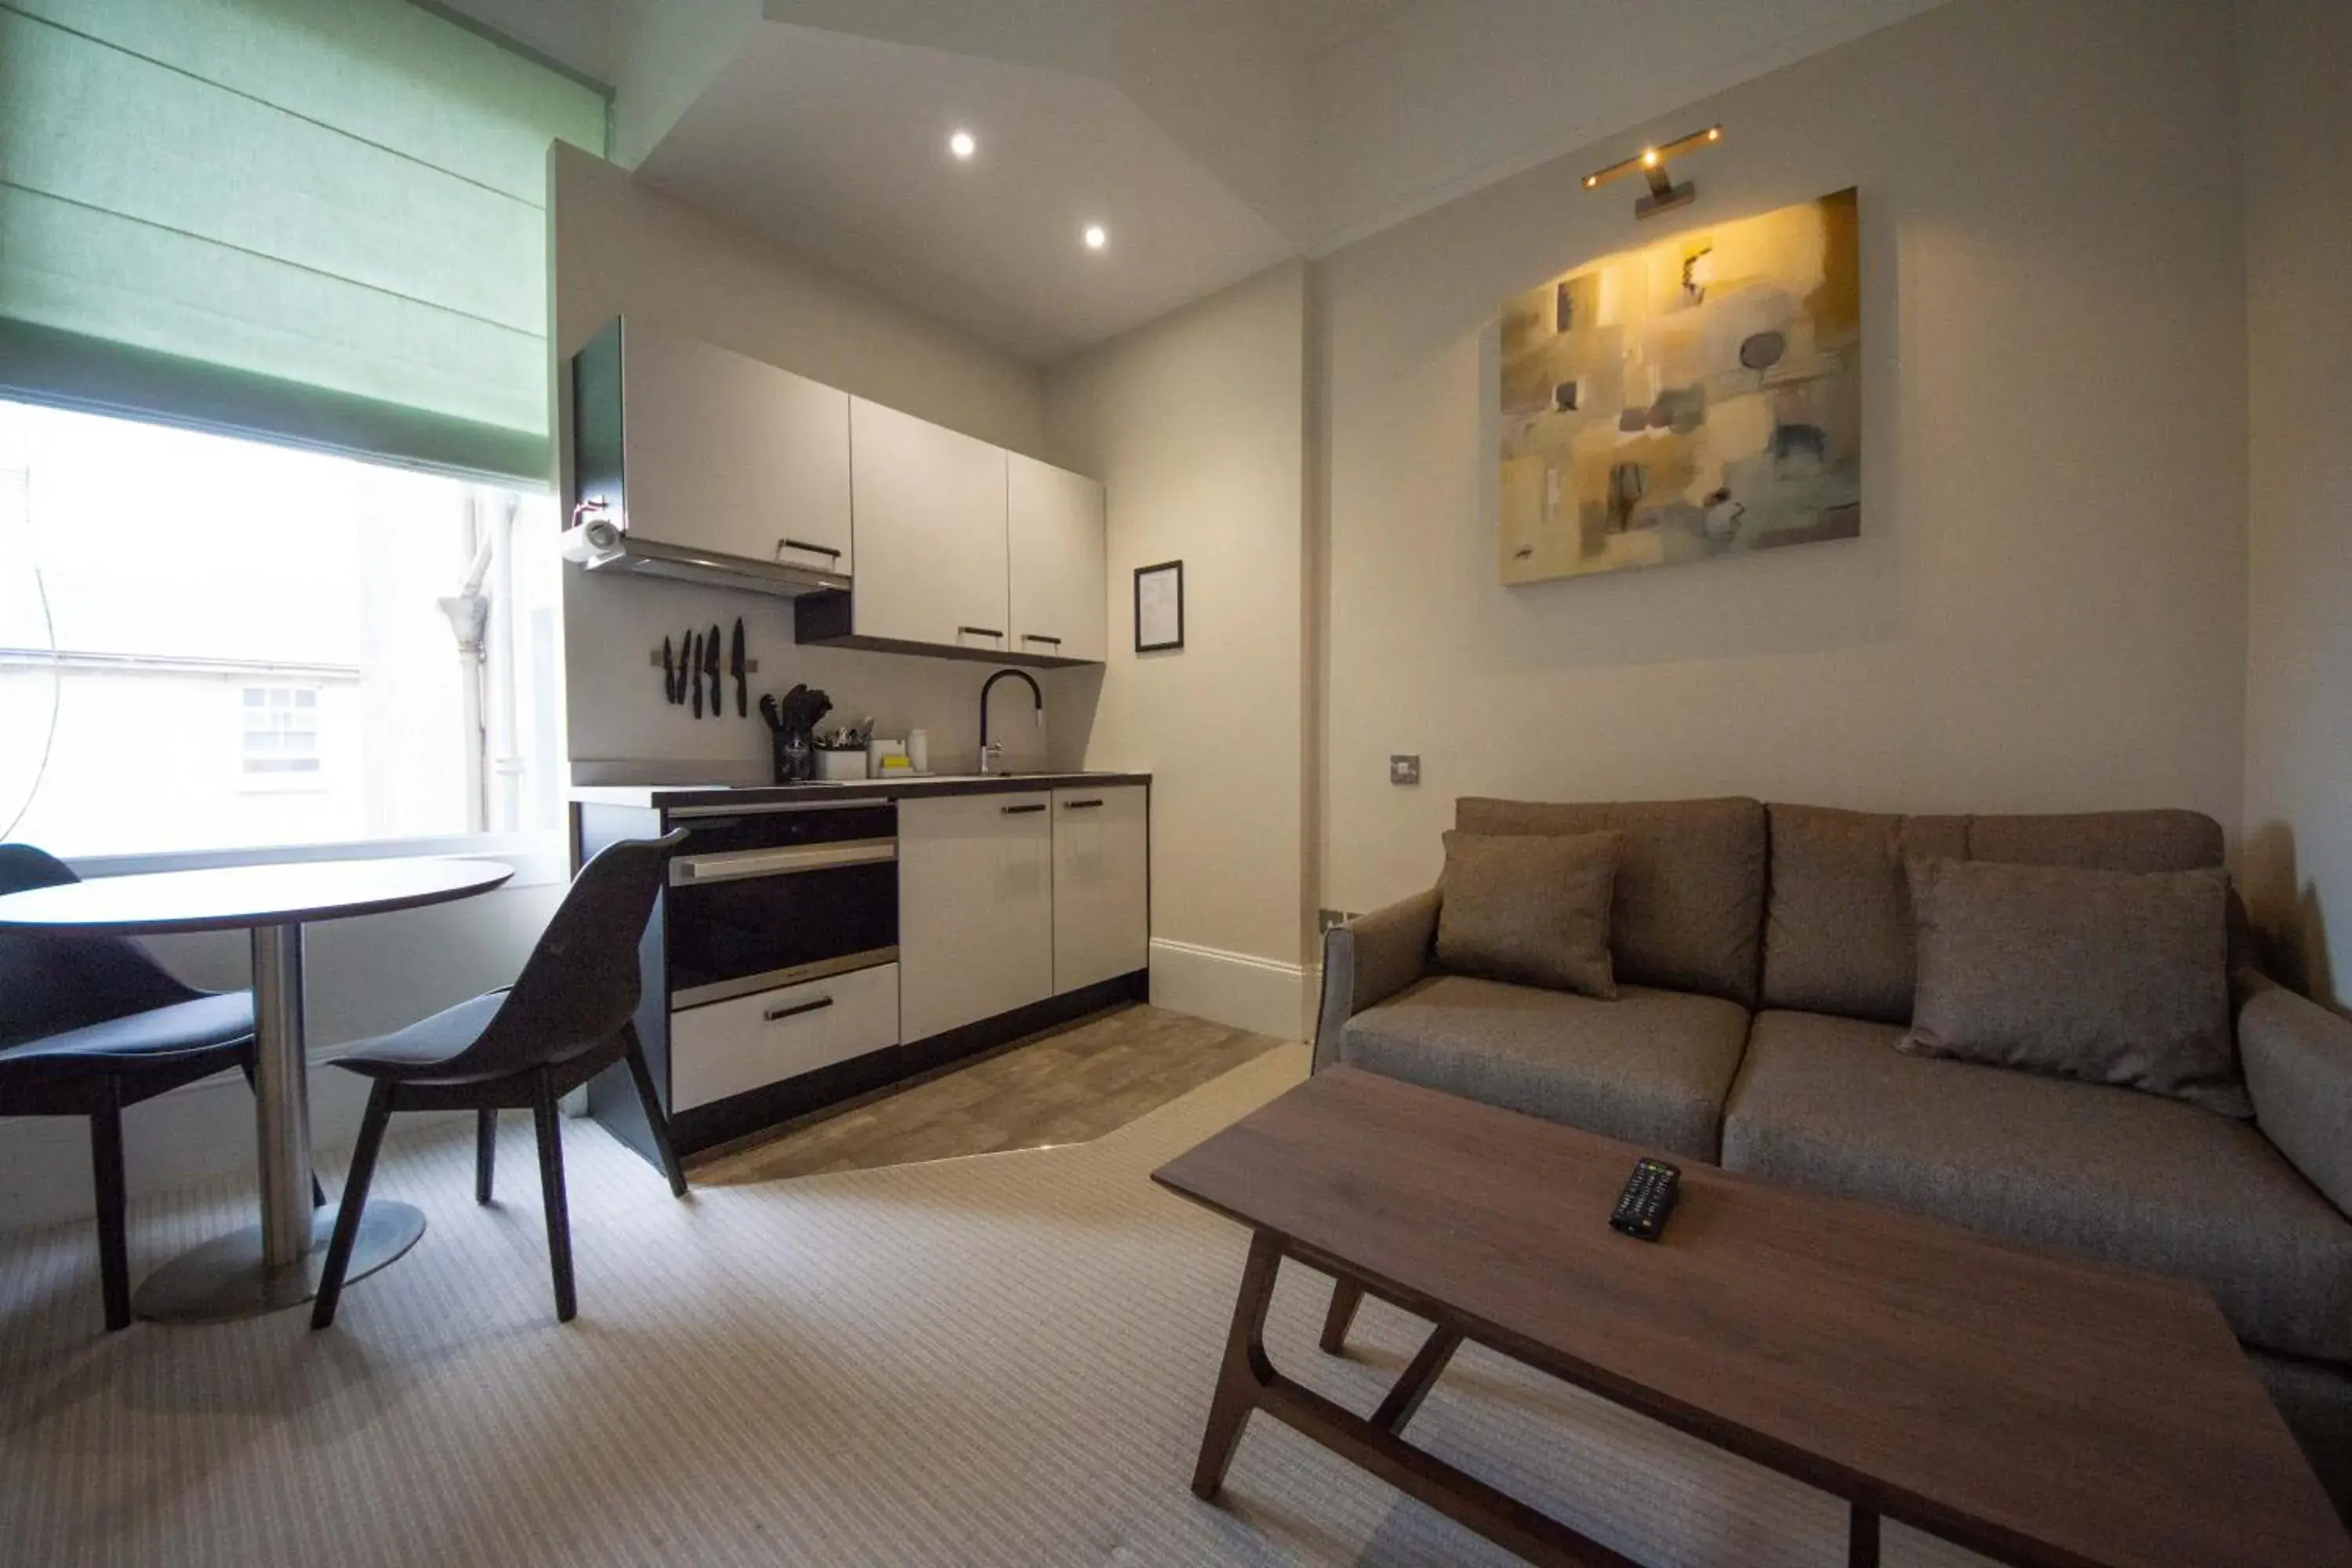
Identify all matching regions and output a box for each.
[1062,799,1104,810]
[1000,803,1046,815]
[1021,633,1062,646]
[764,996,835,1022]
[777,538,842,559]
[958,625,1004,640]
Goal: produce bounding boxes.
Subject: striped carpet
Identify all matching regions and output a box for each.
[0,1045,1992,1567]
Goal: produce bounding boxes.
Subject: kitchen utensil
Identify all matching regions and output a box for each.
[703,624,722,717]
[758,691,782,731]
[730,618,746,717]
[662,636,676,702]
[688,632,702,717]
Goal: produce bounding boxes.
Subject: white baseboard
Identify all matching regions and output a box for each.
[1149,938,1310,1041]
[0,1079,469,1232]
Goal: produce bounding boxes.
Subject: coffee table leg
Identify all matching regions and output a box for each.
[1319,1276,1364,1354]
[1849,1502,1880,1567]
[1371,1323,1463,1434]
[1192,1230,1285,1499]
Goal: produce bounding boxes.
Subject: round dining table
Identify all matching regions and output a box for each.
[0,856,514,1322]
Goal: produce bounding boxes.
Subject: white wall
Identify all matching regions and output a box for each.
[1044,264,1312,1038]
[550,143,1098,782]
[2240,0,2352,1006]
[1318,0,2249,913]
[1306,0,1952,250]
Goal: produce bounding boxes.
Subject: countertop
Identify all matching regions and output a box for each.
[571,771,1150,813]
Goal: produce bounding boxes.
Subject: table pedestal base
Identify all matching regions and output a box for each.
[131,1202,426,1324]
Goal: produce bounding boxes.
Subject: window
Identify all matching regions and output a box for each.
[0,398,565,858]
[0,0,608,480]
[240,686,322,781]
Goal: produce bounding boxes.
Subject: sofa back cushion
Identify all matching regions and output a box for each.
[1965,810,2223,873]
[1763,806,1968,1024]
[1762,805,2227,1023]
[1455,797,1766,1006]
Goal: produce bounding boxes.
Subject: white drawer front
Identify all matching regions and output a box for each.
[670,963,899,1112]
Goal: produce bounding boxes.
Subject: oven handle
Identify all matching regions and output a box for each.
[669,838,895,885]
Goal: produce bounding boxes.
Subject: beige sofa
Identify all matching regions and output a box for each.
[1315,797,2352,1512]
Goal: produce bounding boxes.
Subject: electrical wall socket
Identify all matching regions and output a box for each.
[1389,754,1421,786]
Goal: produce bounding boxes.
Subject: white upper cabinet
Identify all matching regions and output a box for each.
[1007,453,1108,665]
[848,397,1011,653]
[619,324,854,573]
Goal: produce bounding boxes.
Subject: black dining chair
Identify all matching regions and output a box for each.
[0,844,320,1331]
[310,829,689,1329]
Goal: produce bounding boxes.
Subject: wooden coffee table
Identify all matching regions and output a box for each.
[1151,1066,2351,1568]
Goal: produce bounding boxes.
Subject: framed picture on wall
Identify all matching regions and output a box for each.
[1134,560,1184,652]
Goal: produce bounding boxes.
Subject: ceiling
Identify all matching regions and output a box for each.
[436,0,1954,366]
[1256,0,1418,56]
[635,23,1298,361]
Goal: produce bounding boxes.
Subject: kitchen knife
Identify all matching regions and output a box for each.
[662,635,676,703]
[688,632,702,717]
[730,618,747,717]
[680,627,695,704]
[705,624,723,718]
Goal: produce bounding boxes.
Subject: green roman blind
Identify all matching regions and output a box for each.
[0,0,605,480]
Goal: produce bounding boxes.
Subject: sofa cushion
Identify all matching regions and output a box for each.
[1455,797,1766,1007]
[1722,1009,2352,1361]
[1435,829,1620,998]
[1903,858,2247,1115]
[1762,804,1967,1022]
[1341,974,1748,1161]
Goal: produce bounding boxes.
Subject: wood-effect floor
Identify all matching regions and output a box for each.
[689,1003,1285,1185]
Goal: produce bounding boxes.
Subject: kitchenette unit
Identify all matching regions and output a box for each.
[573,773,1149,1160]
[561,314,1142,1164]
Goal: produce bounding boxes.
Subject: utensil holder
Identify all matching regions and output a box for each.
[814,746,868,782]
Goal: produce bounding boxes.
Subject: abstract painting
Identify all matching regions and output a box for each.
[1498,187,1860,583]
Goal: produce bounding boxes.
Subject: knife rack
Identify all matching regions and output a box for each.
[652,651,759,673]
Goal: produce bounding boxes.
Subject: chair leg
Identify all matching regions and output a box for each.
[310,1080,394,1330]
[622,1027,688,1199]
[475,1109,497,1205]
[89,1088,131,1333]
[243,1060,326,1208]
[532,1074,577,1323]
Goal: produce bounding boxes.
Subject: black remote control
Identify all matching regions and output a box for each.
[1609,1157,1681,1241]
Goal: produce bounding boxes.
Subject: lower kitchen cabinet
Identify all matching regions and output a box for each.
[898,793,1054,1043]
[1051,785,1148,993]
[670,962,900,1112]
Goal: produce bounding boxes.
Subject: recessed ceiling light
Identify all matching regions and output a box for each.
[948,129,976,161]
[1082,223,1108,251]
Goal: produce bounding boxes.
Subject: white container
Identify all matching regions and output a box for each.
[815,747,868,782]
[908,728,930,774]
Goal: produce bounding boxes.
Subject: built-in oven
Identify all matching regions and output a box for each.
[664,798,898,1008]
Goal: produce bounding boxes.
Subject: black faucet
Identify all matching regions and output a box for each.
[978,668,1044,775]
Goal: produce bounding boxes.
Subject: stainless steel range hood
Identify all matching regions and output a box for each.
[567,524,849,599]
